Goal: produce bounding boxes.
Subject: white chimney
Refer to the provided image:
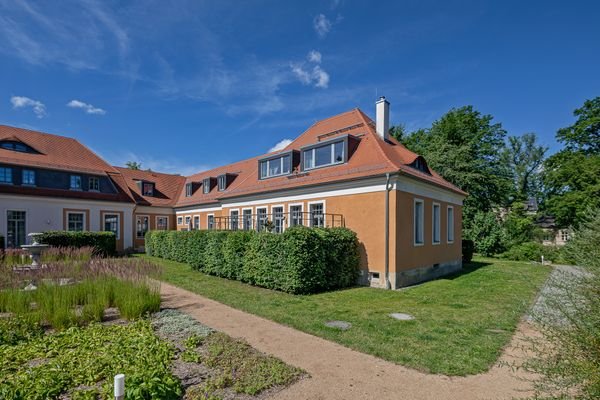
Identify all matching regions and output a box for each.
[376,96,390,141]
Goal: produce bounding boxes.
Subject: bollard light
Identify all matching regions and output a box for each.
[114,374,125,399]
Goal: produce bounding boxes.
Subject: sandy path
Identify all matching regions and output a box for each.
[161,282,537,400]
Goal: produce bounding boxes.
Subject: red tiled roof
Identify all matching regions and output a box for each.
[175,108,465,208]
[114,167,186,207]
[0,125,119,175]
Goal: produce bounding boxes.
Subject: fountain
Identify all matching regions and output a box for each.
[21,233,49,268]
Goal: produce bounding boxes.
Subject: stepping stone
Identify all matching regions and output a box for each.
[23,283,38,291]
[389,313,414,321]
[325,320,352,330]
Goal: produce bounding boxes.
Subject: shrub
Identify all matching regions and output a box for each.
[464,211,506,256]
[502,242,563,262]
[37,231,116,256]
[462,239,474,262]
[146,227,360,294]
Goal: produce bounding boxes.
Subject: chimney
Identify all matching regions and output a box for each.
[376,96,390,141]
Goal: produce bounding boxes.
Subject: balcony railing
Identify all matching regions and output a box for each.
[211,211,344,233]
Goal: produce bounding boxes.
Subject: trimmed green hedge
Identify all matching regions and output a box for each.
[145,226,360,294]
[37,231,116,256]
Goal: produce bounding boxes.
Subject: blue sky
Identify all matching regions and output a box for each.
[1,0,598,175]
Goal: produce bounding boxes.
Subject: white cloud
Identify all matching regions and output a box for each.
[308,50,322,63]
[290,63,330,89]
[10,96,46,118]
[312,65,330,88]
[67,99,106,115]
[290,63,312,85]
[268,139,293,153]
[313,14,331,37]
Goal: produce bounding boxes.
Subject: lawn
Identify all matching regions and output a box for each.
[142,254,552,376]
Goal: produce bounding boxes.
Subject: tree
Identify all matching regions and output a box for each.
[504,133,547,201]
[389,125,407,143]
[125,161,142,170]
[543,97,600,227]
[401,106,512,231]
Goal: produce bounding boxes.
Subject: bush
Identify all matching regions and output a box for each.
[37,231,116,256]
[502,241,563,263]
[462,239,474,263]
[464,211,506,256]
[146,226,360,294]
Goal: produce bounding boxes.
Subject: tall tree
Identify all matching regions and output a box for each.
[544,97,600,227]
[125,161,142,170]
[504,133,547,201]
[402,106,511,230]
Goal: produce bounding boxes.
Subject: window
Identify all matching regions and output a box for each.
[0,167,13,184]
[185,216,191,227]
[0,141,35,153]
[309,203,324,227]
[89,176,100,191]
[177,216,183,225]
[259,155,291,179]
[289,205,303,227]
[22,169,35,185]
[6,210,26,248]
[561,230,570,242]
[243,209,253,231]
[272,206,284,233]
[70,175,82,190]
[203,178,211,194]
[103,214,120,239]
[157,216,169,230]
[68,212,85,232]
[303,140,345,170]
[414,199,424,245]
[142,182,154,196]
[256,208,267,231]
[447,206,454,243]
[432,203,441,244]
[207,215,215,230]
[410,157,430,174]
[193,216,200,230]
[185,183,193,197]
[218,175,227,191]
[136,215,149,238]
[230,210,239,230]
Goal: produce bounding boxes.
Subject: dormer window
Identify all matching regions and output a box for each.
[409,157,430,174]
[142,182,155,196]
[203,178,211,194]
[259,153,292,179]
[302,138,346,171]
[70,175,82,190]
[185,182,193,197]
[89,176,99,191]
[218,175,227,191]
[0,167,12,184]
[0,140,37,153]
[22,170,35,185]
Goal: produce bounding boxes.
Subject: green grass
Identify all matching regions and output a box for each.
[141,254,551,376]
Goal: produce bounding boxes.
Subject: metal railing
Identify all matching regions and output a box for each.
[212,211,344,233]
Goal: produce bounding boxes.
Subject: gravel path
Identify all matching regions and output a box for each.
[161,282,538,400]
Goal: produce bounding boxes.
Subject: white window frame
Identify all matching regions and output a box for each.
[203,178,211,194]
[447,206,454,244]
[259,155,292,179]
[67,211,86,232]
[185,215,191,227]
[103,213,120,240]
[136,214,150,239]
[287,202,304,227]
[156,215,169,230]
[193,215,200,230]
[70,175,82,190]
[255,207,268,231]
[6,209,28,248]
[22,169,35,186]
[218,175,227,191]
[0,167,12,184]
[302,140,345,171]
[177,216,183,225]
[270,204,285,233]
[185,183,193,197]
[307,200,326,227]
[88,176,100,192]
[242,207,253,231]
[432,202,441,245]
[414,198,425,246]
[229,209,240,230]
[207,214,215,230]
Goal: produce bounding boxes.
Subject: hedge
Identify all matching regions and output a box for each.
[145,226,360,294]
[36,231,116,256]
[462,239,474,263]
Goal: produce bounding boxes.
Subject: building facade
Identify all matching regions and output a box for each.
[0,98,466,288]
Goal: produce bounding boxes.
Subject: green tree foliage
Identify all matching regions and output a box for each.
[126,161,142,170]
[503,133,547,201]
[400,106,511,231]
[463,211,506,256]
[544,97,600,227]
[501,202,541,249]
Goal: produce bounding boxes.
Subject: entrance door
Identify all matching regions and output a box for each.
[7,210,26,248]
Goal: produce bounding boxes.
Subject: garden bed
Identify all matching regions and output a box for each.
[0,252,304,399]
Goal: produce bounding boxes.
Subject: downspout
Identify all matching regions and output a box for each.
[384,173,393,289]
